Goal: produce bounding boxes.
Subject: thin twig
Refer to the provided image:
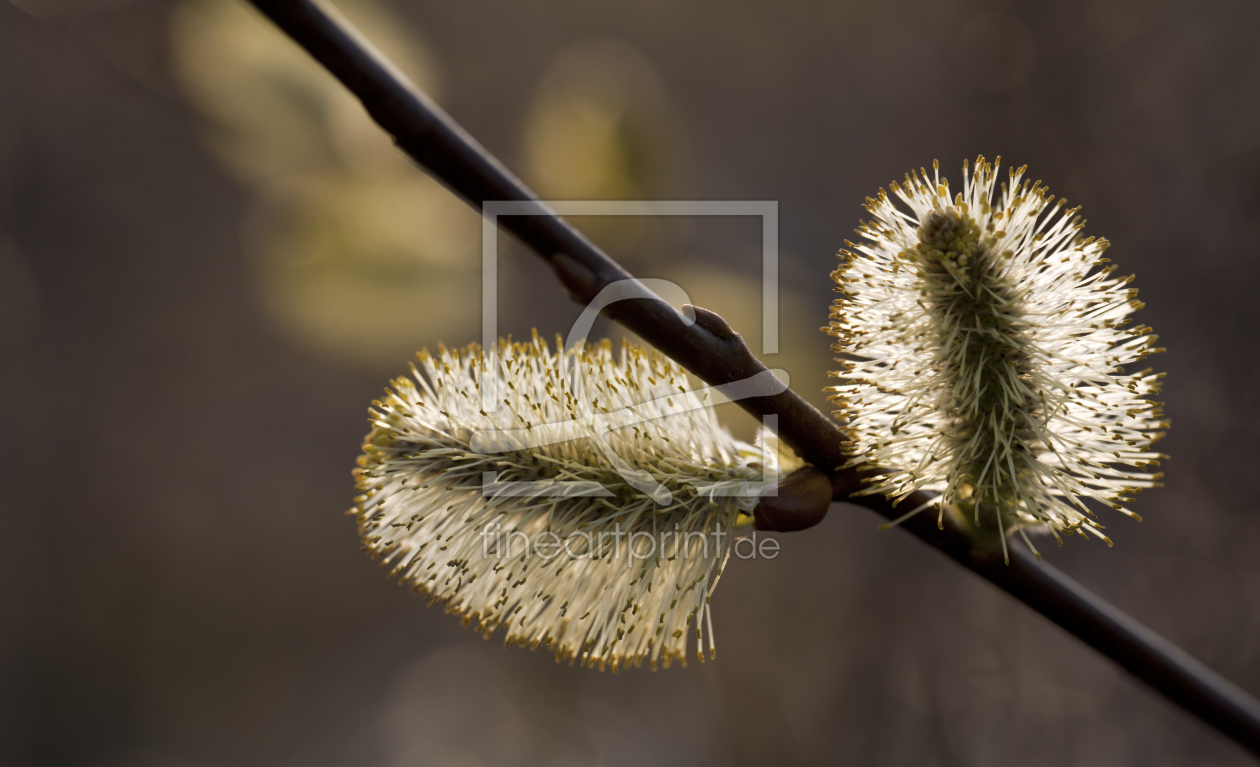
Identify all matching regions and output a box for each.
[243,0,1260,754]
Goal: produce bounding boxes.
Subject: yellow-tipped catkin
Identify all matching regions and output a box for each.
[353,335,780,670]
[827,157,1166,558]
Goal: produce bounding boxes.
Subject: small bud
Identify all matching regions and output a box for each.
[754,466,832,532]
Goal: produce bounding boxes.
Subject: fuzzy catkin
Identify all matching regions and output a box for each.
[352,335,777,670]
[827,157,1167,558]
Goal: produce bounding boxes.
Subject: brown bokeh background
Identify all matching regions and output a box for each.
[2,0,1259,764]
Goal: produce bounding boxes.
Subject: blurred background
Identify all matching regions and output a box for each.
[1,0,1258,764]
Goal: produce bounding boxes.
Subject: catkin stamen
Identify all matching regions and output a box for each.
[827,157,1166,551]
[353,337,782,670]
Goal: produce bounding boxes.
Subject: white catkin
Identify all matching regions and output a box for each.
[353,334,779,670]
[827,156,1167,555]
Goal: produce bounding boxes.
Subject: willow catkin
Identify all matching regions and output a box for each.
[353,334,780,670]
[827,156,1167,561]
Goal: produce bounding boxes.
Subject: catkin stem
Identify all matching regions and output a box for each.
[244,0,1260,754]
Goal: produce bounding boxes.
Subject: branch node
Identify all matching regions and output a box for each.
[552,253,600,303]
[686,304,736,341]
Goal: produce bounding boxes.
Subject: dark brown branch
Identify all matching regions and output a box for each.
[243,0,1260,755]
[849,485,1260,754]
